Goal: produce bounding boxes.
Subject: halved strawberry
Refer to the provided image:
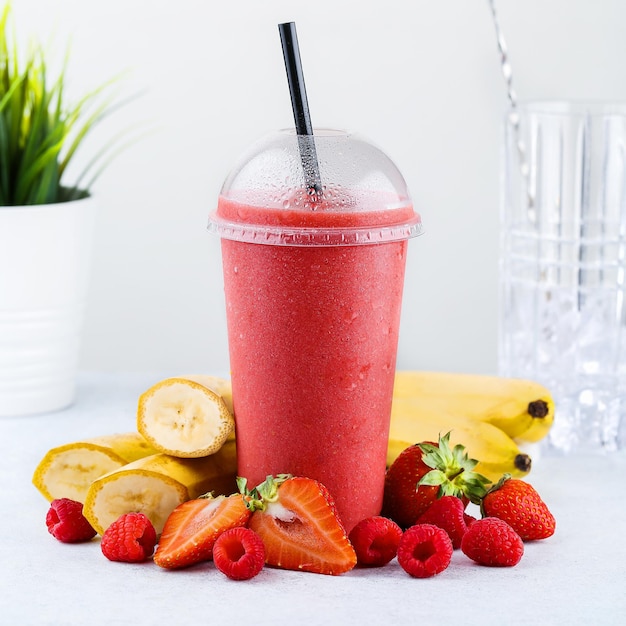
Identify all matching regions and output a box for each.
[244,475,357,575]
[154,493,250,569]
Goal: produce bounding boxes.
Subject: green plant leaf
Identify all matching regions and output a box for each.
[0,3,138,206]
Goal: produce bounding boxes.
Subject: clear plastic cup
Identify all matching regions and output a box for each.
[209,128,422,532]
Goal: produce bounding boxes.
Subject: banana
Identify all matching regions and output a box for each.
[393,370,554,443]
[180,374,234,414]
[83,439,238,536]
[137,376,235,458]
[32,433,158,503]
[388,398,532,482]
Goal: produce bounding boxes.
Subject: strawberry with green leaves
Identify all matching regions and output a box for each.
[154,493,251,569]
[481,474,555,541]
[382,432,490,529]
[241,474,357,575]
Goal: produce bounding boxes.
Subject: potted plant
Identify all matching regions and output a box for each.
[0,3,133,416]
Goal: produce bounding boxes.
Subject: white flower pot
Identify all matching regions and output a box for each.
[0,194,97,416]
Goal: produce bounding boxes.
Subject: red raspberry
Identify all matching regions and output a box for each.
[213,527,265,580]
[100,513,157,563]
[348,516,403,567]
[416,496,468,549]
[397,523,453,578]
[46,498,97,543]
[461,517,524,567]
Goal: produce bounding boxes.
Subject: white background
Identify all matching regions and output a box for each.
[11,0,626,377]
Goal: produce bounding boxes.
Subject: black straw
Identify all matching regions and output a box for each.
[278,22,323,196]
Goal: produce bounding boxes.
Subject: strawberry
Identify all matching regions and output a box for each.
[101,512,157,563]
[415,495,468,549]
[464,512,478,527]
[480,475,556,541]
[213,527,265,580]
[243,474,357,575]
[461,517,524,566]
[154,493,251,569]
[382,432,490,529]
[348,516,403,567]
[46,498,97,543]
[397,523,453,578]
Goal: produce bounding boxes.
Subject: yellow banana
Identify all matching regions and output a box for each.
[393,370,554,443]
[388,398,532,482]
[137,376,235,458]
[32,433,158,503]
[82,439,238,535]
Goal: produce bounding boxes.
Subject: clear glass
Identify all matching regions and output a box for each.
[499,101,626,453]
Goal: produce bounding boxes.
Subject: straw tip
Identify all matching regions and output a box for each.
[278,22,295,35]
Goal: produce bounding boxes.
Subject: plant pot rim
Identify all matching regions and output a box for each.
[0,189,93,211]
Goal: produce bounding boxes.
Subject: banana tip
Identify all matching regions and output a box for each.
[528,399,550,418]
[514,453,532,473]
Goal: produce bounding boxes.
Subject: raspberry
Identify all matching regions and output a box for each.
[46,498,97,543]
[100,512,157,563]
[416,496,468,549]
[348,516,403,567]
[213,527,265,580]
[461,517,524,567]
[397,523,453,578]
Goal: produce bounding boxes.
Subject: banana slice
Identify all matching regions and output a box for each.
[83,439,238,535]
[137,376,234,458]
[32,433,157,503]
[181,375,233,414]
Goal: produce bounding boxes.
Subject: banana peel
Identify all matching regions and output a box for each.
[394,370,554,443]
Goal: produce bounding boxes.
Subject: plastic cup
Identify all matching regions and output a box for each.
[209,129,422,531]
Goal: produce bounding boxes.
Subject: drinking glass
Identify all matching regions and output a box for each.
[499,101,626,452]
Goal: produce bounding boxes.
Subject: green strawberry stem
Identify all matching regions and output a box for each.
[417,432,491,505]
[237,474,292,512]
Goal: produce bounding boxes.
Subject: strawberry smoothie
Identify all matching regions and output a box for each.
[210,130,421,532]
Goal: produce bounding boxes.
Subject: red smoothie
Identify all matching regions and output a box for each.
[217,195,415,533]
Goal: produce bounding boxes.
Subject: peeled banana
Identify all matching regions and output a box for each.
[32,433,158,503]
[393,371,554,443]
[182,375,233,414]
[83,439,238,536]
[388,398,532,482]
[137,376,235,458]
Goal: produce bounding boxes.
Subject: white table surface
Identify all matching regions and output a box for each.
[2,372,625,626]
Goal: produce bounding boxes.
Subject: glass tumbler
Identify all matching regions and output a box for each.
[499,101,626,453]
